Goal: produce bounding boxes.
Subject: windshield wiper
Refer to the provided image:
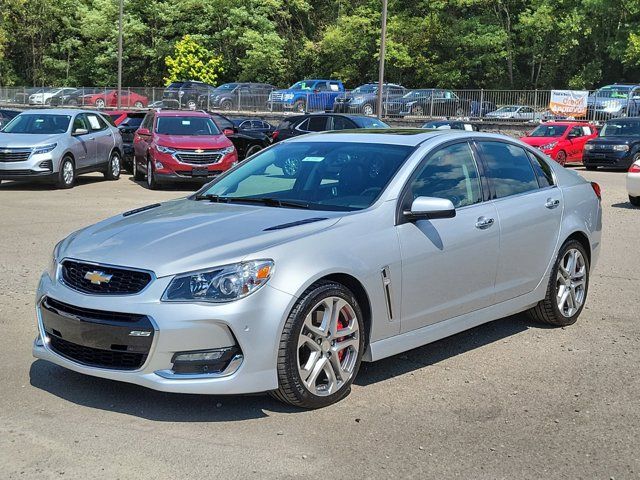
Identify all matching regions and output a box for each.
[193,194,232,202]
[226,197,311,209]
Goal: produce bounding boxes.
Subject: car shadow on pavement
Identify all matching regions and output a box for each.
[0,176,105,191]
[29,313,541,420]
[127,176,202,193]
[611,201,638,210]
[29,360,298,421]
[355,313,537,387]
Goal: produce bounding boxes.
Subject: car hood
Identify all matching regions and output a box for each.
[520,136,560,147]
[0,133,64,148]
[154,134,232,149]
[59,199,343,277]
[588,137,638,146]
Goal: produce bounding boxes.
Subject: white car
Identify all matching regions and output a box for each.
[29,88,77,106]
[627,159,640,205]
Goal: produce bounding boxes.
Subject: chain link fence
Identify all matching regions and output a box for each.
[1,85,639,123]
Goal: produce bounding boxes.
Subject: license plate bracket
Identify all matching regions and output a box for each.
[192,167,209,177]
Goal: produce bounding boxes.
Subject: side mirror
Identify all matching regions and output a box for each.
[223,128,235,136]
[137,128,150,136]
[73,128,89,135]
[404,196,456,220]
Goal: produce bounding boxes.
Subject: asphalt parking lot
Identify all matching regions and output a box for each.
[0,169,638,479]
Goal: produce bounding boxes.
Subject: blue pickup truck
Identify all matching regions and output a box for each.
[268,79,345,112]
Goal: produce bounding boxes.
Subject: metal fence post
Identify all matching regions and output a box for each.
[479,89,484,118]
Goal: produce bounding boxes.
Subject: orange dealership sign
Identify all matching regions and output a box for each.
[549,90,589,117]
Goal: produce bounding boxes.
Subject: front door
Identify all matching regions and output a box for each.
[70,114,95,168]
[396,141,500,332]
[476,140,563,302]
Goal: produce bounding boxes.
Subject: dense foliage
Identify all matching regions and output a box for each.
[1,0,639,89]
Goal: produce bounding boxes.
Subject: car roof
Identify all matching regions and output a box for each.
[154,110,211,117]
[16,108,104,116]
[283,129,514,147]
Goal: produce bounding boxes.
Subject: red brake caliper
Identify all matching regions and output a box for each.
[336,313,347,362]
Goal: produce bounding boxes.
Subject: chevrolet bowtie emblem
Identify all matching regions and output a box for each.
[84,270,113,285]
[194,148,204,153]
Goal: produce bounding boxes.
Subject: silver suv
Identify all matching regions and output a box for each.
[0,109,123,188]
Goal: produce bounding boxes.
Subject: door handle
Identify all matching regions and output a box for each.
[475,216,494,229]
[545,198,560,209]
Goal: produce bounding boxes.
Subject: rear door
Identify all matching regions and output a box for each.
[396,141,500,332]
[476,140,562,302]
[329,116,357,131]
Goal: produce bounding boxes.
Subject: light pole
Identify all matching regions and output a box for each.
[117,0,123,109]
[376,0,388,119]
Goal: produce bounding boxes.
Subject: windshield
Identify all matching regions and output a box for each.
[599,120,640,137]
[352,85,377,94]
[156,116,220,135]
[529,125,568,137]
[197,141,413,211]
[403,90,431,99]
[2,114,71,134]
[593,87,631,99]
[215,83,238,91]
[495,106,519,113]
[289,81,316,91]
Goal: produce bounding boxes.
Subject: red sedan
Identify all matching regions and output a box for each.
[80,90,149,109]
[520,122,598,165]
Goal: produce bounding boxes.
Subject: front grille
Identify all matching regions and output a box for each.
[61,260,152,295]
[175,151,223,165]
[0,148,31,162]
[44,297,147,323]
[49,336,147,370]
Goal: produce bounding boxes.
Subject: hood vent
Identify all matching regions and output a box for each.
[264,217,328,231]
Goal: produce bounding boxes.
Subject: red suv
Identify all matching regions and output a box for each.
[133,110,238,189]
[520,121,598,165]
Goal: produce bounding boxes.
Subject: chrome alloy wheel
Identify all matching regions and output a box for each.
[111,154,120,176]
[297,297,360,397]
[62,161,74,185]
[556,248,586,317]
[147,160,153,187]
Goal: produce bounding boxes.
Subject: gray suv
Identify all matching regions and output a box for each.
[0,109,123,188]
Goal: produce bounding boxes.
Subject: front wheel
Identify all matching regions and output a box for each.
[134,101,144,108]
[362,103,374,116]
[528,240,589,327]
[132,157,144,180]
[244,144,263,159]
[293,100,306,113]
[221,100,233,111]
[104,151,121,180]
[57,156,76,189]
[95,98,105,108]
[271,281,364,408]
[555,150,567,166]
[146,157,158,190]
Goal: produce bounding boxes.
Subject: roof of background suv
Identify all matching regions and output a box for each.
[153,110,212,117]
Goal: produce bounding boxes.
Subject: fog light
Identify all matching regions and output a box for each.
[171,346,240,375]
[155,161,164,169]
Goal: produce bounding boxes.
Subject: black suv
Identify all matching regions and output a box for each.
[207,112,272,159]
[271,113,390,176]
[333,83,406,116]
[387,89,471,117]
[583,117,640,170]
[210,83,275,111]
[163,81,215,109]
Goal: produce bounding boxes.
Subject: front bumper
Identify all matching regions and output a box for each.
[32,270,295,394]
[0,151,58,180]
[627,172,640,197]
[583,151,634,169]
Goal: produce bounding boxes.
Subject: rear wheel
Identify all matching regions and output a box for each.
[629,195,640,206]
[95,98,105,108]
[221,100,233,111]
[134,101,144,108]
[57,156,75,189]
[132,157,144,180]
[528,239,589,327]
[104,151,121,180]
[271,281,364,408]
[244,144,263,159]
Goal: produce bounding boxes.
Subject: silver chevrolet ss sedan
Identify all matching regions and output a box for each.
[33,130,602,408]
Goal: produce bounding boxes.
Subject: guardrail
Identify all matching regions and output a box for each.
[1,86,638,123]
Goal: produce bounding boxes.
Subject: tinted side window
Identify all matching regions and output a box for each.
[307,116,328,132]
[332,116,356,130]
[527,151,555,188]
[569,126,583,137]
[295,118,310,131]
[479,141,539,198]
[409,142,482,208]
[141,113,153,130]
[73,114,89,132]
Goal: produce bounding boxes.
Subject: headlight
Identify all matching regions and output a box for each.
[584,144,594,151]
[156,145,176,154]
[162,260,274,303]
[47,241,62,280]
[32,143,57,155]
[219,146,235,155]
[613,144,629,152]
[540,141,557,150]
[283,93,295,101]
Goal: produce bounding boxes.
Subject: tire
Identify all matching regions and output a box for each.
[629,195,640,206]
[411,105,424,116]
[585,165,597,171]
[68,99,78,106]
[104,151,121,180]
[187,100,196,110]
[221,100,233,111]
[270,281,365,409]
[293,100,306,113]
[132,157,144,180]
[528,239,589,327]
[57,156,76,189]
[134,101,144,108]
[244,144,263,159]
[362,103,374,116]
[146,157,158,190]
[95,98,105,108]
[555,150,567,166]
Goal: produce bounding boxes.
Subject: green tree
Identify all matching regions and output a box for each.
[164,34,223,85]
